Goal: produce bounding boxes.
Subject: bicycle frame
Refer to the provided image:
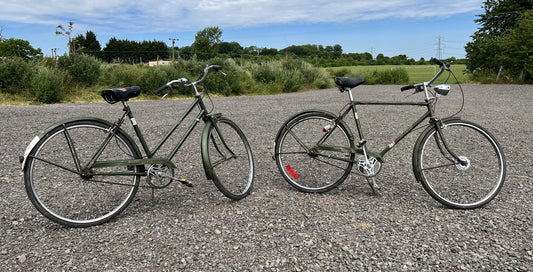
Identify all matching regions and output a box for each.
[316,87,462,164]
[20,94,219,181]
[92,94,220,175]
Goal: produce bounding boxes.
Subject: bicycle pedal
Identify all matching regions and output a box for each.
[178,178,193,187]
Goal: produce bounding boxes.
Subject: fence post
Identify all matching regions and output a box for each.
[496,66,503,81]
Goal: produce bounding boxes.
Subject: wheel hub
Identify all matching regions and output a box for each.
[455,156,471,171]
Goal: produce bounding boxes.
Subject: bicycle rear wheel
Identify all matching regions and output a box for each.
[205,117,254,200]
[23,120,142,227]
[274,111,355,193]
[414,119,506,209]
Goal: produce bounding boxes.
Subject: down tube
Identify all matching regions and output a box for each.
[379,111,431,158]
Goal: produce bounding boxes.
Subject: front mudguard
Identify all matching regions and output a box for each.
[411,117,462,182]
[200,113,223,180]
[20,116,142,171]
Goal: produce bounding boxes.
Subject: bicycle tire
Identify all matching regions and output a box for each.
[274,111,355,193]
[413,119,506,209]
[23,120,142,227]
[205,117,254,200]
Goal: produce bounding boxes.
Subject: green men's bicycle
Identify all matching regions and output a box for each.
[274,59,505,209]
[21,65,254,227]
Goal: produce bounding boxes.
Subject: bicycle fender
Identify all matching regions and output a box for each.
[200,114,223,180]
[411,117,462,182]
[20,116,142,171]
[275,109,355,142]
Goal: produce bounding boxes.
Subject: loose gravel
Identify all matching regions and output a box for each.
[1,84,532,271]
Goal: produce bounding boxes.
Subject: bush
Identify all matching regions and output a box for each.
[99,64,145,88]
[0,57,35,94]
[57,54,101,86]
[29,67,65,103]
[243,58,330,94]
[365,68,409,84]
[140,68,170,93]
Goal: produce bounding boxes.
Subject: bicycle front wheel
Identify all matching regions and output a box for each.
[414,119,506,209]
[274,111,355,193]
[205,117,254,200]
[23,120,142,227]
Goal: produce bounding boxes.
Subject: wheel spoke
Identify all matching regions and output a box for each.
[415,120,505,209]
[274,112,354,193]
[24,120,141,227]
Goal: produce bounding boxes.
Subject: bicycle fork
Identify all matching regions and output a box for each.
[432,118,470,169]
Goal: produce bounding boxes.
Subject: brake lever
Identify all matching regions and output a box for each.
[161,85,175,100]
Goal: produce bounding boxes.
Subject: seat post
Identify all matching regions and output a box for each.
[348,89,355,102]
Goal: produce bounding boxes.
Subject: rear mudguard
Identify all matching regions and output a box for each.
[20,116,144,171]
[275,109,355,143]
[201,113,223,180]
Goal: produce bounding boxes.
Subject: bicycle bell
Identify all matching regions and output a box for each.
[434,84,451,96]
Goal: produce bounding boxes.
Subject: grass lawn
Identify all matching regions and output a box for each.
[325,64,471,84]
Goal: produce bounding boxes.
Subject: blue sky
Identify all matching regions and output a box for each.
[0,0,484,60]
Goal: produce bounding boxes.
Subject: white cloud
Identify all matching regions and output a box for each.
[0,0,483,33]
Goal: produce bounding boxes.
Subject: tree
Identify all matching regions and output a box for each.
[218,41,243,57]
[73,31,101,57]
[0,38,42,59]
[496,10,533,80]
[465,0,533,79]
[192,26,222,60]
[102,38,168,63]
[474,0,530,36]
[56,21,75,55]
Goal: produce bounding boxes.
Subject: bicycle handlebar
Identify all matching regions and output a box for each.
[154,65,224,95]
[400,58,451,93]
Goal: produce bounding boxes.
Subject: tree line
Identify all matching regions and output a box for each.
[1,0,531,82]
[0,23,442,66]
[71,26,437,66]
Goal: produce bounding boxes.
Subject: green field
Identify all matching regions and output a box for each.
[325,64,471,84]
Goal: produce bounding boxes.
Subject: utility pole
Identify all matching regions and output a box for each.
[51,48,58,59]
[169,38,178,61]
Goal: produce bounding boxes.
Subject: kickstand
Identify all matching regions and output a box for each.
[366,177,380,195]
[151,188,156,204]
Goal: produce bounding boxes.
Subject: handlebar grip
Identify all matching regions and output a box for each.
[401,85,415,92]
[432,58,444,67]
[211,65,222,72]
[154,84,168,95]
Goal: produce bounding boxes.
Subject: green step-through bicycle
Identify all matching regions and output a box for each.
[21,65,254,227]
[274,59,506,209]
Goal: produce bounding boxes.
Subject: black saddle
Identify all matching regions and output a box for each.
[101,86,141,104]
[334,77,366,89]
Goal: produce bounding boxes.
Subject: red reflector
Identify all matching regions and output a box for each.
[285,164,299,179]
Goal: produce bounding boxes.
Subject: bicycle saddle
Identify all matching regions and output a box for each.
[101,86,141,104]
[334,77,366,89]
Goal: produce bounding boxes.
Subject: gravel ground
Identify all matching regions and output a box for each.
[1,84,532,271]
